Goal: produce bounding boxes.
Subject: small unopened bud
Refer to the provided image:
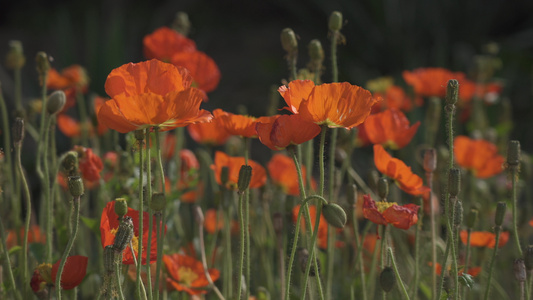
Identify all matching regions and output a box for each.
[328,11,343,31]
[380,267,396,293]
[46,90,66,114]
[6,40,25,70]
[151,192,166,212]
[347,184,358,206]
[12,118,25,145]
[524,246,533,271]
[514,258,527,282]
[68,176,84,197]
[113,216,134,252]
[172,12,191,36]
[281,28,298,53]
[495,202,507,227]
[298,248,320,277]
[423,148,437,173]
[377,178,389,200]
[272,212,283,235]
[507,140,521,167]
[103,245,117,274]
[448,168,461,197]
[114,198,128,218]
[220,166,230,186]
[237,165,252,193]
[322,203,347,228]
[193,206,204,224]
[134,129,145,141]
[466,209,478,229]
[62,151,79,175]
[35,52,50,76]
[453,200,463,227]
[308,39,324,64]
[445,79,459,106]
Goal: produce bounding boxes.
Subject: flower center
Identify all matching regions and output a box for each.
[177,266,199,287]
[375,201,398,213]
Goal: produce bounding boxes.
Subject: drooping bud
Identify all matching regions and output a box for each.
[514,259,527,282]
[103,245,117,274]
[445,79,459,106]
[466,209,478,229]
[448,168,461,197]
[237,165,252,193]
[114,198,128,218]
[68,176,84,197]
[453,200,463,227]
[380,267,396,293]
[322,203,347,228]
[112,216,134,252]
[12,118,25,146]
[46,90,66,115]
[328,11,343,31]
[377,178,389,200]
[193,206,205,225]
[281,28,298,54]
[524,246,533,271]
[6,40,25,70]
[134,129,145,141]
[151,192,166,212]
[308,39,324,65]
[495,202,507,227]
[507,140,521,167]
[423,148,437,173]
[172,12,191,36]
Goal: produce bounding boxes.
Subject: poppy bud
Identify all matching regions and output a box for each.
[134,129,145,141]
[113,216,134,252]
[237,165,252,193]
[6,40,25,70]
[193,205,204,225]
[448,168,461,197]
[323,203,347,228]
[380,267,396,292]
[281,28,298,54]
[308,39,324,64]
[377,178,389,200]
[35,52,50,76]
[445,79,459,106]
[172,11,191,36]
[524,245,533,271]
[347,184,358,206]
[46,90,66,115]
[62,151,79,175]
[495,202,506,227]
[423,148,437,173]
[466,209,478,229]
[12,118,25,146]
[103,245,117,274]
[453,200,463,227]
[151,192,166,212]
[329,11,343,31]
[273,212,283,236]
[507,140,521,167]
[68,176,84,197]
[114,198,128,218]
[514,258,527,283]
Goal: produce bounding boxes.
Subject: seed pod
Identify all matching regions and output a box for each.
[68,176,84,197]
[193,206,204,225]
[329,11,343,31]
[237,165,252,193]
[495,202,507,227]
[507,140,521,167]
[114,198,128,218]
[113,217,134,252]
[380,267,396,293]
[134,129,145,141]
[62,151,79,175]
[6,40,25,70]
[322,203,347,228]
[308,39,324,65]
[514,259,527,283]
[172,11,191,36]
[103,245,117,274]
[453,200,463,227]
[35,52,50,76]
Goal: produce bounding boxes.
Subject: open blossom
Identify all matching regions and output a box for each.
[187,117,231,146]
[453,136,504,178]
[143,26,196,61]
[278,80,379,128]
[256,114,321,150]
[460,230,509,248]
[97,59,212,133]
[211,151,266,189]
[402,67,474,101]
[31,256,88,293]
[362,195,419,230]
[373,145,429,195]
[360,109,420,149]
[371,85,414,112]
[171,50,221,93]
[213,109,278,138]
[164,253,220,295]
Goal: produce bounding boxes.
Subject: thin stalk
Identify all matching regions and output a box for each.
[387,247,410,300]
[0,215,23,300]
[0,84,16,226]
[154,212,164,300]
[223,204,233,299]
[381,226,389,300]
[154,128,167,300]
[462,229,472,300]
[145,129,153,300]
[330,30,339,83]
[136,134,145,300]
[115,255,125,300]
[198,210,225,300]
[237,191,246,300]
[43,116,53,262]
[425,170,437,300]
[243,137,251,300]
[483,226,502,300]
[351,208,367,300]
[411,198,423,300]
[55,196,81,300]
[326,128,338,300]
[511,168,523,257]
[130,241,148,300]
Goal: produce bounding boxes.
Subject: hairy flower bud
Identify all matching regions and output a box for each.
[237,165,252,193]
[114,198,128,218]
[6,40,25,70]
[193,205,204,225]
[380,267,396,292]
[134,129,145,141]
[308,39,324,64]
[113,217,134,252]
[453,200,463,227]
[448,168,461,197]
[445,79,459,106]
[103,245,117,274]
[68,176,84,197]
[323,203,347,228]
[172,11,191,36]
[298,248,320,277]
[329,11,343,31]
[507,140,521,167]
[35,52,50,77]
[46,90,66,115]
[495,202,507,227]
[281,28,298,54]
[62,151,79,175]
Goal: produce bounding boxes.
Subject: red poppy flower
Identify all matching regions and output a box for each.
[362,194,419,230]
[100,201,164,265]
[360,109,420,150]
[402,68,475,101]
[453,136,504,178]
[164,253,220,295]
[211,151,266,189]
[6,225,46,249]
[171,51,221,93]
[460,230,509,249]
[213,109,278,138]
[73,146,104,182]
[278,80,379,128]
[267,153,315,196]
[373,145,429,195]
[256,114,321,150]
[143,27,196,62]
[97,59,212,133]
[187,118,231,146]
[204,209,239,235]
[31,256,88,293]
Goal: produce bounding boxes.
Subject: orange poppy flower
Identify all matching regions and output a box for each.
[97,59,212,133]
[100,201,164,265]
[402,67,474,100]
[373,144,429,195]
[256,114,321,150]
[362,194,419,230]
[163,253,220,295]
[47,65,89,92]
[204,209,239,235]
[187,118,231,146]
[291,204,342,249]
[171,51,221,93]
[278,80,379,128]
[6,225,46,249]
[211,151,266,189]
[267,153,315,196]
[460,230,509,249]
[453,136,504,178]
[360,109,420,150]
[213,109,278,138]
[371,85,413,112]
[31,256,88,293]
[143,27,196,62]
[429,262,481,277]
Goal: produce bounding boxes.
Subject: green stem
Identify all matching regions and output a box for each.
[351,209,367,300]
[154,127,167,300]
[154,212,164,300]
[511,168,523,257]
[387,247,411,300]
[0,84,16,226]
[145,129,153,300]
[411,198,423,300]
[223,204,233,299]
[116,255,126,300]
[43,116,53,262]
[331,31,339,83]
[0,213,23,300]
[381,226,389,300]
[425,170,437,300]
[483,226,502,300]
[136,133,145,300]
[462,229,472,300]
[326,128,337,300]
[243,137,251,300]
[55,196,81,300]
[197,211,225,300]
[237,190,245,300]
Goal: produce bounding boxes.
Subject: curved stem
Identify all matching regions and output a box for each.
[198,211,225,300]
[351,209,367,300]
[326,128,338,300]
[0,214,23,300]
[15,142,31,298]
[387,247,410,300]
[483,226,502,300]
[43,116,53,262]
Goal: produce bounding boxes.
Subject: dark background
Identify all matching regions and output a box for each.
[1,0,533,148]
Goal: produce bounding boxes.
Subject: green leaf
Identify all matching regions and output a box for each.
[459,273,475,289]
